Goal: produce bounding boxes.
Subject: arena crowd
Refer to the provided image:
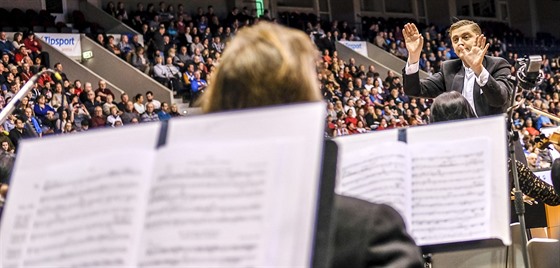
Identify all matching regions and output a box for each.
[0,1,559,216]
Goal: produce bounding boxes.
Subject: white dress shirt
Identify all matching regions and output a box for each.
[405,61,490,116]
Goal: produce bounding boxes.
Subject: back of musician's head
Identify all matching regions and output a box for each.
[201,21,322,113]
[430,91,476,122]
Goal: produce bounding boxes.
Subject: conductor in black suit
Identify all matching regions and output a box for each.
[402,20,513,117]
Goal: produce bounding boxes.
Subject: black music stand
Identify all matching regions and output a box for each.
[506,55,545,268]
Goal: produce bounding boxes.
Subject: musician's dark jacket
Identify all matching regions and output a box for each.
[551,158,560,195]
[403,56,513,117]
[331,195,424,268]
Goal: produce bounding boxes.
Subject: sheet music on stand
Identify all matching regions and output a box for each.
[333,115,511,253]
[533,168,554,187]
[0,102,335,268]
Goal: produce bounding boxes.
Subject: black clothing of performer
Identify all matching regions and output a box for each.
[551,158,560,195]
[403,56,513,117]
[331,195,424,268]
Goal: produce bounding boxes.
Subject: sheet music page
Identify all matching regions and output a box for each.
[139,140,299,267]
[409,138,491,246]
[335,141,411,222]
[533,169,554,186]
[0,123,160,268]
[0,150,155,268]
[164,102,326,266]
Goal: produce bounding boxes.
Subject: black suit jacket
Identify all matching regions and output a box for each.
[551,158,560,195]
[403,56,513,117]
[331,195,424,268]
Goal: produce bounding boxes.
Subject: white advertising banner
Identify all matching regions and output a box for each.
[35,33,82,59]
[339,41,368,57]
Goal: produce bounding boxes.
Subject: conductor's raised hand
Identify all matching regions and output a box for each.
[459,34,489,75]
[402,23,424,64]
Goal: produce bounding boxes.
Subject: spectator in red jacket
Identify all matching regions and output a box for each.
[23,32,49,67]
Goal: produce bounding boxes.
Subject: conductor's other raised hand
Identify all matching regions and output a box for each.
[461,34,489,76]
[402,23,424,64]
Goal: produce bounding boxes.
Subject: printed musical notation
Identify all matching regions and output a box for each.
[1,103,327,267]
[334,116,510,248]
[337,142,411,218]
[409,138,491,245]
[334,133,498,246]
[139,142,279,267]
[1,151,155,268]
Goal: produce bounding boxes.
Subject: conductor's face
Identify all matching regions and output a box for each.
[450,25,477,58]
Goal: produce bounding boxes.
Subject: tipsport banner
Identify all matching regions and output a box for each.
[35,33,82,59]
[339,41,368,57]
